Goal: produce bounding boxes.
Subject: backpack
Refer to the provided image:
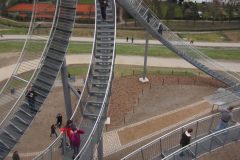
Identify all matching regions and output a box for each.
[71,132,80,146]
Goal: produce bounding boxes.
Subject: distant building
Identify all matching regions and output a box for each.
[4,3,95,21]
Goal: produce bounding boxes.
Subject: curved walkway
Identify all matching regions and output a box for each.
[1,35,240,47]
[1,54,240,82]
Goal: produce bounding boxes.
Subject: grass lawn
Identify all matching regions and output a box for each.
[0,41,239,60]
[0,27,240,42]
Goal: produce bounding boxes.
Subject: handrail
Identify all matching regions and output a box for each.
[163,123,240,160]
[125,0,240,86]
[0,0,37,97]
[121,107,240,159]
[75,0,117,158]
[33,0,80,158]
[0,0,59,130]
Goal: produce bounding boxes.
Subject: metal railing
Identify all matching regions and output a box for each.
[34,0,117,159]
[75,0,116,158]
[121,107,240,160]
[163,123,240,160]
[33,0,96,158]
[122,0,240,86]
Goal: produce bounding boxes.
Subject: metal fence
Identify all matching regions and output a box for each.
[121,107,240,160]
[163,123,240,160]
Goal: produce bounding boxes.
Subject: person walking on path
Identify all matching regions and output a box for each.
[179,128,193,156]
[25,85,37,112]
[50,124,58,138]
[126,36,128,42]
[71,127,85,159]
[12,150,20,160]
[131,36,134,43]
[56,113,63,128]
[158,23,163,35]
[214,106,237,132]
[99,0,108,21]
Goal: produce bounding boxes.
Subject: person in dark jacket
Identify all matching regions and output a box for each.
[50,124,58,138]
[99,0,108,21]
[12,150,20,160]
[158,23,163,35]
[56,113,63,128]
[180,128,193,156]
[25,86,37,112]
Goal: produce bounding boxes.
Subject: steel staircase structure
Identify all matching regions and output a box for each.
[0,0,77,159]
[33,0,116,159]
[75,0,116,158]
[121,107,240,160]
[117,0,240,88]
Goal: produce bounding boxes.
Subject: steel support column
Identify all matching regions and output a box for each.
[61,59,73,119]
[139,31,149,83]
[98,136,103,160]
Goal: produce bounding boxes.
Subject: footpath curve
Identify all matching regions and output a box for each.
[1,54,240,82]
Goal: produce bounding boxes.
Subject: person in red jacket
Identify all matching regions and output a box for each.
[61,120,74,148]
[71,127,85,159]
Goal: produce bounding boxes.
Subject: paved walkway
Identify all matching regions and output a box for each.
[1,35,240,47]
[1,54,240,82]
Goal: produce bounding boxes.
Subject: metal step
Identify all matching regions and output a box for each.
[1,133,17,147]
[0,139,10,150]
[89,86,106,97]
[41,66,58,77]
[11,117,28,131]
[94,67,111,73]
[95,60,112,66]
[60,1,76,9]
[59,7,76,21]
[35,80,52,92]
[44,58,62,70]
[15,114,29,125]
[2,130,17,142]
[87,101,102,107]
[19,105,33,118]
[15,111,32,124]
[9,122,23,134]
[57,18,74,32]
[37,74,54,86]
[95,54,113,60]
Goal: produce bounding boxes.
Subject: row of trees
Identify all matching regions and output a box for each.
[143,0,240,20]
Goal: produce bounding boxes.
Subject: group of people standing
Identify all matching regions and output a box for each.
[61,120,85,159]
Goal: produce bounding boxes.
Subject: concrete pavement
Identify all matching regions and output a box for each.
[1,35,240,47]
[1,54,240,82]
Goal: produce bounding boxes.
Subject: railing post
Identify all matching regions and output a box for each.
[62,133,66,155]
[61,59,73,119]
[159,138,162,156]
[141,148,144,160]
[208,116,215,133]
[48,146,52,160]
[194,143,198,159]
[98,136,104,160]
[209,136,213,151]
[195,121,199,139]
